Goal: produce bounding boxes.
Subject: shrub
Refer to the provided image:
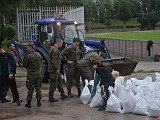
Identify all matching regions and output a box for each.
[4,25,16,39]
[137,17,149,30]
[148,11,159,30]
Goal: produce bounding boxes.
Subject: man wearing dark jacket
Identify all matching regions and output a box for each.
[92,62,119,111]
[0,44,21,106]
[0,46,13,102]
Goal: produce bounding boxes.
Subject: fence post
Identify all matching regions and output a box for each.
[125,40,127,57]
[132,40,134,57]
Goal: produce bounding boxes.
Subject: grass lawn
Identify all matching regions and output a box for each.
[86,30,160,42]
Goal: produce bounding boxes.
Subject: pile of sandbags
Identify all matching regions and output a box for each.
[80,72,160,118]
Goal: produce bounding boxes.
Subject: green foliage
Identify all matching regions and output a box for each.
[4,25,16,39]
[148,11,159,30]
[137,17,149,30]
[117,0,132,31]
[2,39,11,50]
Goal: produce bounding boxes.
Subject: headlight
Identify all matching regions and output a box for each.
[74,21,78,25]
[57,22,61,26]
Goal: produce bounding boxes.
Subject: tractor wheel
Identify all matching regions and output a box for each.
[41,59,49,83]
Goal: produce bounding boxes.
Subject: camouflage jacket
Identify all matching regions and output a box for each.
[48,46,61,73]
[61,44,81,64]
[79,52,101,65]
[23,51,42,74]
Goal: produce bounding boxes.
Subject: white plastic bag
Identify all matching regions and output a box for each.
[155,91,160,99]
[115,76,125,85]
[125,80,132,88]
[133,97,148,115]
[80,80,91,104]
[143,76,152,82]
[121,91,136,113]
[144,89,156,105]
[155,72,160,81]
[114,84,125,97]
[90,86,103,107]
[106,91,122,113]
[134,93,141,103]
[88,80,94,87]
[119,91,126,102]
[148,99,160,117]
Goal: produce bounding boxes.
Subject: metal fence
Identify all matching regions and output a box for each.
[86,37,160,60]
[16,6,84,42]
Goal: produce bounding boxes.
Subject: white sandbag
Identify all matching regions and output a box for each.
[144,89,156,105]
[121,91,136,113]
[134,93,141,103]
[115,76,125,85]
[88,80,94,87]
[90,86,103,107]
[133,97,148,115]
[155,91,160,99]
[114,84,125,97]
[80,80,91,104]
[119,90,126,102]
[155,82,160,91]
[155,72,160,81]
[135,86,144,96]
[125,80,132,88]
[143,76,152,82]
[130,78,139,86]
[106,94,122,113]
[148,99,160,117]
[136,80,144,87]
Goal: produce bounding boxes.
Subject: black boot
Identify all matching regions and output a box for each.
[49,98,59,102]
[61,93,69,101]
[68,89,73,98]
[77,88,81,97]
[25,100,31,108]
[1,98,11,103]
[37,99,41,107]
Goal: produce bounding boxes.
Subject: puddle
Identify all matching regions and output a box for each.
[0,107,61,119]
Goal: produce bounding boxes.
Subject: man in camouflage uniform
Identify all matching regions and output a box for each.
[23,44,42,108]
[48,38,68,102]
[78,52,101,86]
[61,37,81,97]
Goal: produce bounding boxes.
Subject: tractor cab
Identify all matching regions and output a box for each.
[35,15,82,48]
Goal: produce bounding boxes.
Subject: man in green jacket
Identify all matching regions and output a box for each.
[23,44,42,107]
[48,38,68,102]
[61,37,81,97]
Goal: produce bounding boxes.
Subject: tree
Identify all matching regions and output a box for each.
[148,11,159,30]
[0,0,26,44]
[117,0,132,31]
[137,17,149,30]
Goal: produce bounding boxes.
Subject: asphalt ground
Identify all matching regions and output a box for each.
[0,61,160,120]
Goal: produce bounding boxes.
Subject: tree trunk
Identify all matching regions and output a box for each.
[123,21,126,31]
[0,16,5,45]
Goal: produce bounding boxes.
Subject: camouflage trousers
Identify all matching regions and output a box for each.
[66,64,80,91]
[26,74,42,100]
[79,63,94,86]
[49,73,64,99]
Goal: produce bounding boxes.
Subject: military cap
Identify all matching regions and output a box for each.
[100,52,107,59]
[73,37,81,42]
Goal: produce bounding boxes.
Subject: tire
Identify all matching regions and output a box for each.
[41,59,49,83]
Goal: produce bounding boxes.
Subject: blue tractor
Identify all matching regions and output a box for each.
[12,14,138,82]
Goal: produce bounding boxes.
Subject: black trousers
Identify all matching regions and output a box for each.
[0,74,19,102]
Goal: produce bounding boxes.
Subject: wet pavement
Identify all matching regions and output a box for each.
[0,65,159,120]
